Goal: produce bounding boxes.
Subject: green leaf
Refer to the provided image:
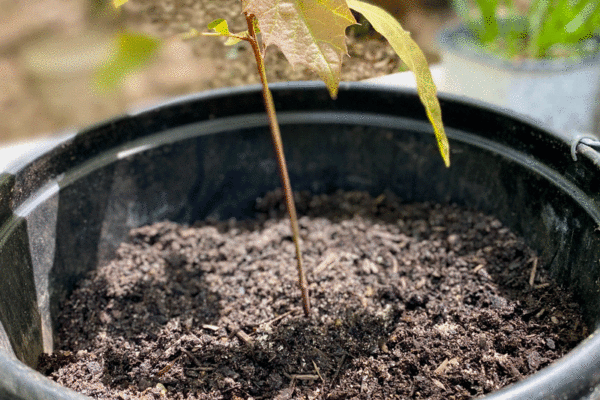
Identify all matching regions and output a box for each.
[242,0,356,99]
[95,32,161,90]
[204,19,247,44]
[526,0,553,57]
[112,0,129,8]
[207,18,231,36]
[346,0,450,167]
[565,1,598,35]
[473,0,499,42]
[452,0,472,22]
[452,0,475,28]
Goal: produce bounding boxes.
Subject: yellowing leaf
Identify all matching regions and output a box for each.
[112,0,129,8]
[347,0,450,167]
[224,35,245,46]
[180,28,201,40]
[242,0,356,99]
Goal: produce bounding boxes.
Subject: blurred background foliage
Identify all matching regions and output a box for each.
[0,0,480,145]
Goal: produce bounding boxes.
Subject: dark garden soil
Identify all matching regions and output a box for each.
[38,190,587,400]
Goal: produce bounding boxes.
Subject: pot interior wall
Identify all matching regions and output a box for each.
[1,84,600,398]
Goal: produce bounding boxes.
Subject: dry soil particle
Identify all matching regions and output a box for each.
[38,190,587,400]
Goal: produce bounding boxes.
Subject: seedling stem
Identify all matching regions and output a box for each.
[244,13,311,317]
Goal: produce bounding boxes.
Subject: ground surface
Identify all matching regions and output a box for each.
[0,0,450,144]
[39,190,587,400]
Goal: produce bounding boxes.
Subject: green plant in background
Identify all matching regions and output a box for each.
[111,0,450,316]
[453,0,600,59]
[95,33,161,89]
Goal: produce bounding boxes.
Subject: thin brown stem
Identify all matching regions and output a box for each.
[244,13,310,317]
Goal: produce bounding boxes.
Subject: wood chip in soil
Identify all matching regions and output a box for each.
[38,190,588,400]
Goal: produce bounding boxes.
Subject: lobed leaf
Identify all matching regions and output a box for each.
[242,0,356,98]
[346,0,450,167]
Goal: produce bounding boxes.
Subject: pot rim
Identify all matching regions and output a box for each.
[438,22,600,73]
[1,81,600,400]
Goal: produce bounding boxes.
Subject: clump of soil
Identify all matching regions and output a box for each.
[38,190,587,400]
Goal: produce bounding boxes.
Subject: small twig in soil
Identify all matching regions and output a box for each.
[181,348,213,371]
[330,354,347,388]
[314,252,340,273]
[434,358,450,375]
[529,257,538,287]
[408,383,416,397]
[156,355,181,377]
[229,329,254,346]
[473,264,485,273]
[222,384,242,394]
[433,357,458,375]
[391,254,399,274]
[431,378,446,390]
[400,276,408,289]
[434,357,458,375]
[534,282,551,289]
[312,360,325,384]
[186,332,203,344]
[201,324,220,331]
[284,372,319,381]
[258,310,296,327]
[535,308,546,318]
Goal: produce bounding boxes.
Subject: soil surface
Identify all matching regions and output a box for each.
[38,190,587,400]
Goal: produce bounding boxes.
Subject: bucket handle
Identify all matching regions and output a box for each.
[571,135,600,161]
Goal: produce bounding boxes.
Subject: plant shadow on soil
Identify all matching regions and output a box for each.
[40,190,588,400]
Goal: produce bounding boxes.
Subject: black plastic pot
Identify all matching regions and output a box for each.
[1,82,600,399]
